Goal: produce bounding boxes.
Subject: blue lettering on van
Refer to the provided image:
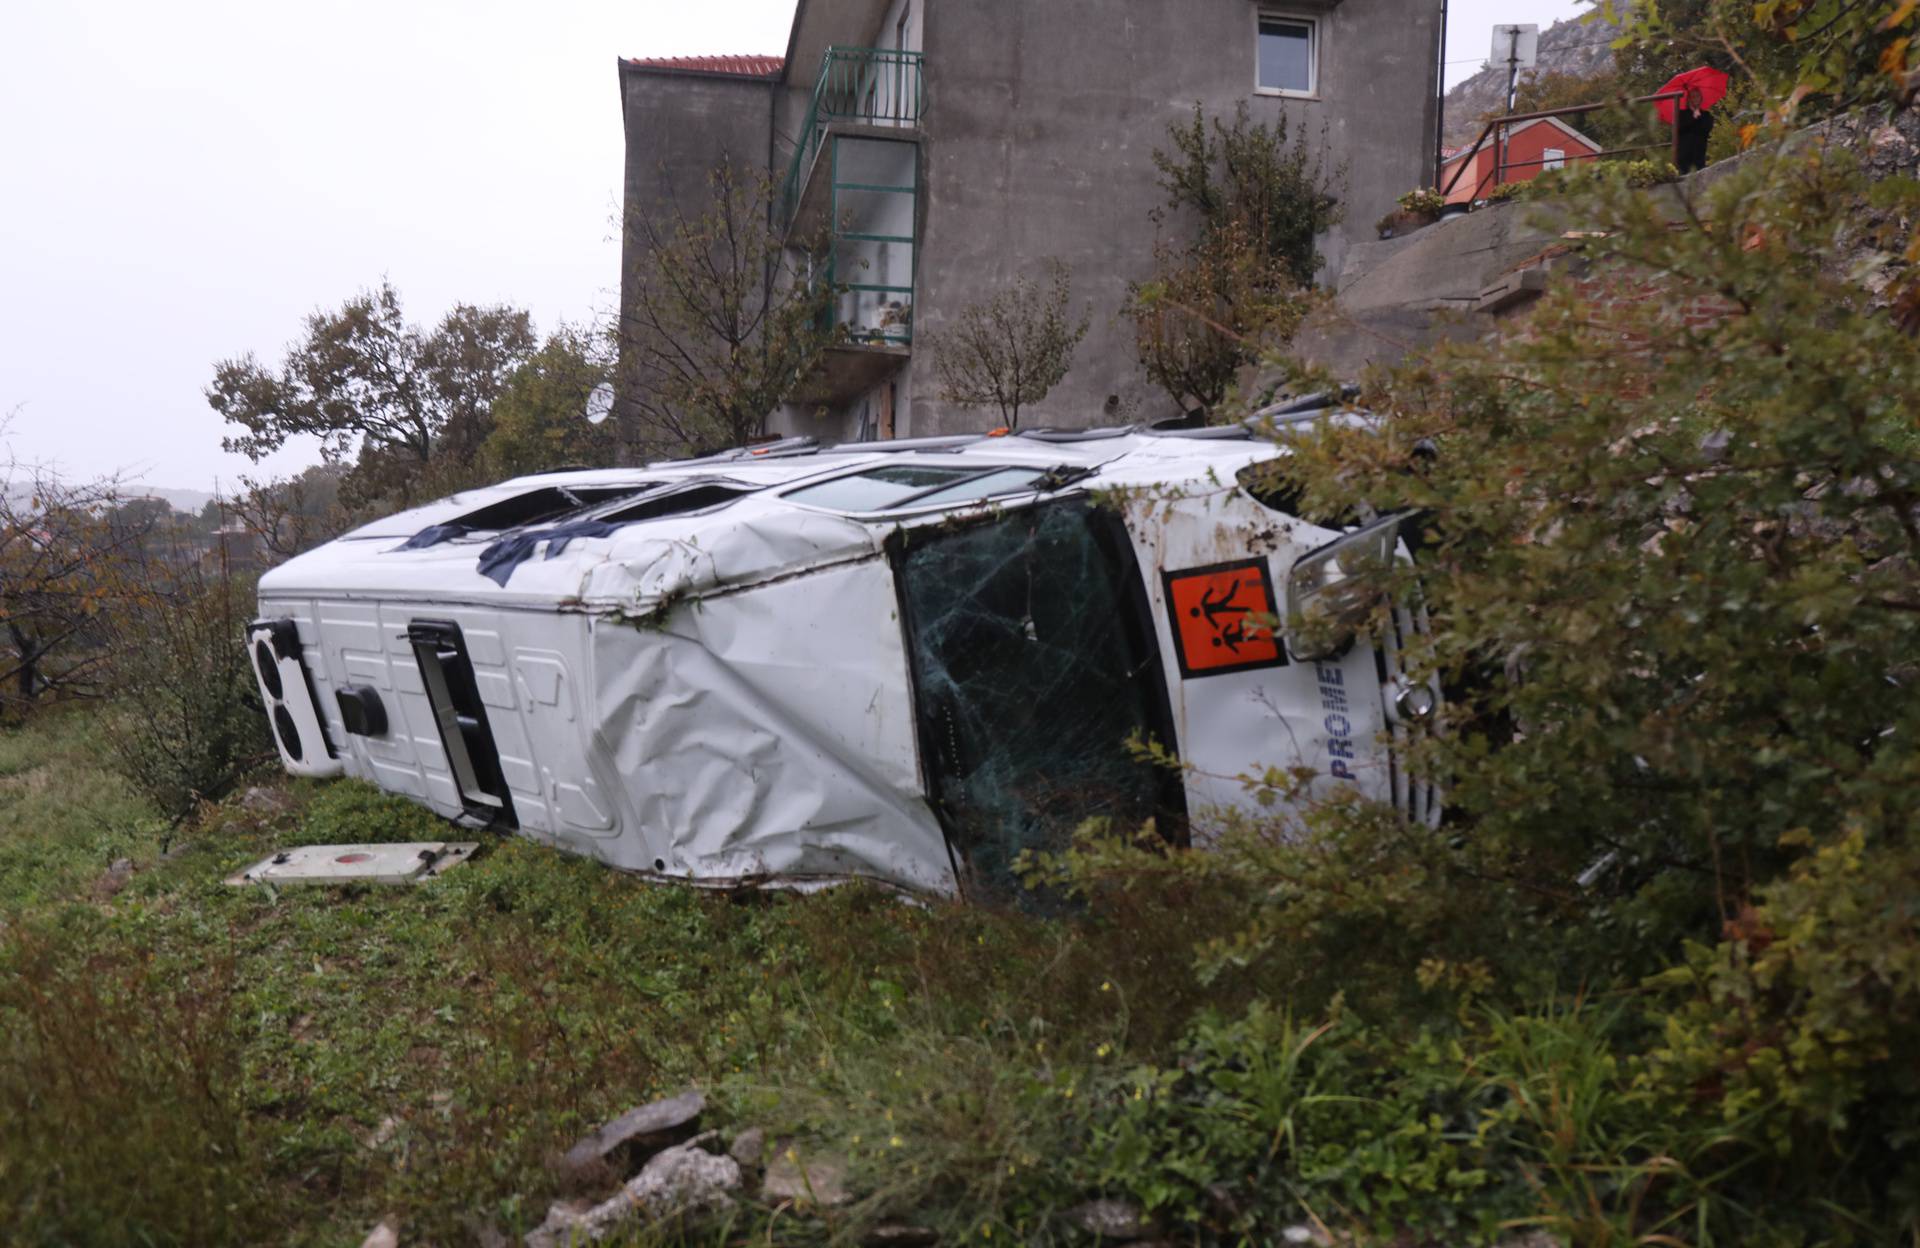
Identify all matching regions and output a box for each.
[1316,664,1356,781]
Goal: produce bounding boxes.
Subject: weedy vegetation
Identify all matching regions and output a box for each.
[5,4,1920,1244]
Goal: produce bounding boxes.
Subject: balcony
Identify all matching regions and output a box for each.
[781,46,925,233]
[781,47,922,393]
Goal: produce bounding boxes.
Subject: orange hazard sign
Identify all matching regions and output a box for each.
[1162,558,1285,677]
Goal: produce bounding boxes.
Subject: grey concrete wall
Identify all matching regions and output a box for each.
[907,0,1443,436]
[613,65,776,433]
[1285,199,1563,379]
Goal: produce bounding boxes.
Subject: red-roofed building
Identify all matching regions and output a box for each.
[1439,116,1603,205]
[618,1,1448,444]
[627,54,784,78]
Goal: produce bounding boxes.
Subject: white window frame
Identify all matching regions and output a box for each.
[1542,147,1566,171]
[1254,11,1320,100]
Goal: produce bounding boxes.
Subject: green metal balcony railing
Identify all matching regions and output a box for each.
[821,134,918,345]
[780,46,926,231]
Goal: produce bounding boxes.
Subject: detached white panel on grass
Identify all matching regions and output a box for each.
[226,842,479,886]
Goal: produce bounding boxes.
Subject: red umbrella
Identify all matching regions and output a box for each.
[1654,66,1729,124]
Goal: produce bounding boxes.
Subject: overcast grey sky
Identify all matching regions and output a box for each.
[0,1,1588,494]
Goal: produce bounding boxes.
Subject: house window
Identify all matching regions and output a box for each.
[1542,147,1566,171]
[1256,14,1317,97]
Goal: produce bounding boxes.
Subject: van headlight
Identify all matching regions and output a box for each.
[1285,511,1415,662]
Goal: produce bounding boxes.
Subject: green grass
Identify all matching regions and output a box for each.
[0,708,1901,1246]
[0,708,163,908]
[0,708,1219,1246]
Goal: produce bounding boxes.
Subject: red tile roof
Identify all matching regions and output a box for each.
[627,54,784,78]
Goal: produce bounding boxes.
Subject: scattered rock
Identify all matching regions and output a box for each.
[560,1088,704,1179]
[366,1116,401,1150]
[525,1142,741,1246]
[761,1151,852,1208]
[727,1126,765,1168]
[468,1222,512,1248]
[523,1198,594,1248]
[239,786,294,815]
[92,857,134,900]
[1203,1182,1243,1221]
[866,1226,940,1246]
[1067,1198,1148,1240]
[360,1222,400,1248]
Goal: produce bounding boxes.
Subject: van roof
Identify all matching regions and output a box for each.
[258,414,1355,611]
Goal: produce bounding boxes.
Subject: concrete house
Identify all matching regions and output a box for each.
[617,1,1445,442]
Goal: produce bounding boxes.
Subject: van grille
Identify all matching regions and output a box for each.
[1375,604,1443,827]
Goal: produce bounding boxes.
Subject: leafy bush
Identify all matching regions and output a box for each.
[1646,830,1920,1232]
[0,926,267,1245]
[1261,139,1920,980]
[1129,104,1337,418]
[1397,186,1448,216]
[103,565,268,820]
[1488,158,1681,206]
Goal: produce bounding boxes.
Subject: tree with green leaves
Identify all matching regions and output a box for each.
[479,325,621,477]
[208,280,534,471]
[927,260,1089,431]
[1151,103,1343,287]
[617,157,838,458]
[1123,21,1920,1234]
[1609,0,1917,125]
[224,463,347,565]
[1127,220,1312,419]
[1128,105,1338,419]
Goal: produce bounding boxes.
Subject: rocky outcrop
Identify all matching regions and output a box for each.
[1443,8,1624,146]
[1286,99,1920,385]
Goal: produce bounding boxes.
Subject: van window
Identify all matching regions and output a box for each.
[450,484,652,532]
[906,467,1048,509]
[597,483,753,523]
[787,464,1049,512]
[786,465,978,512]
[894,501,1179,900]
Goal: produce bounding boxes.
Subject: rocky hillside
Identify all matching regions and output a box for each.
[1443,7,1623,145]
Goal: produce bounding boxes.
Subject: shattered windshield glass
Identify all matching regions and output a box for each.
[895,500,1177,901]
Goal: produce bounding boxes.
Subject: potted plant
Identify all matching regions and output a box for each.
[1375,187,1448,238]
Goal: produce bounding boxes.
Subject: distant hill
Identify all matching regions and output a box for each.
[2,480,216,516]
[130,486,218,516]
[1443,7,1623,146]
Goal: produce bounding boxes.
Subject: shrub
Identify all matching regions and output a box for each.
[1397,186,1448,216]
[103,564,269,820]
[1129,104,1338,418]
[1645,830,1920,1234]
[0,926,268,1244]
[1261,138,1920,979]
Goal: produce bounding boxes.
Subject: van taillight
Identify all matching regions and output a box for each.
[247,618,342,776]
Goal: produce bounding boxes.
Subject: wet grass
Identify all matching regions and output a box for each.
[0,708,1232,1246]
[0,709,1846,1247]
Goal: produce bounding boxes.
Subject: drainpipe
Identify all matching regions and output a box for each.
[1433,0,1449,185]
[763,76,777,438]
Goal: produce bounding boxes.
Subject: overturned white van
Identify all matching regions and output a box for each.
[249,404,1438,898]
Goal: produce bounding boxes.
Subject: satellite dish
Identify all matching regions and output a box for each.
[1490,23,1539,71]
[584,382,615,426]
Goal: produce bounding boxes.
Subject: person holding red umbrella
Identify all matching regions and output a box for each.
[1655,66,1730,173]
